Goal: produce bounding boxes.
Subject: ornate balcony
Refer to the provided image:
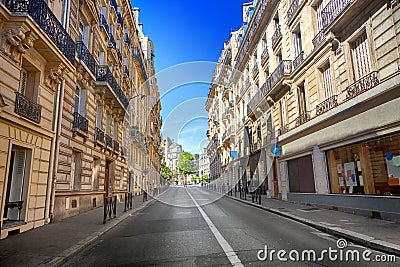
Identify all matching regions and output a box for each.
[321,0,354,29]
[132,46,148,81]
[96,65,129,108]
[261,46,269,64]
[294,112,311,127]
[292,51,305,71]
[14,92,42,123]
[287,0,300,24]
[108,31,117,50]
[72,112,89,135]
[4,0,75,63]
[248,91,263,115]
[76,41,96,76]
[105,134,113,149]
[110,0,118,11]
[312,31,326,50]
[346,71,379,101]
[116,48,122,63]
[271,26,282,49]
[269,60,292,88]
[316,95,338,116]
[94,127,105,144]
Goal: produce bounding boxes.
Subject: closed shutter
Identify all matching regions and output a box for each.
[10,149,26,202]
[281,97,287,126]
[352,33,371,80]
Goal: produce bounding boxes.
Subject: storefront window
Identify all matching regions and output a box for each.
[327,132,400,196]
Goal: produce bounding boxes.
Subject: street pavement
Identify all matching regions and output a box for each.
[61,187,399,266]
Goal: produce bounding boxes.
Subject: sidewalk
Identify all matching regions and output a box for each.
[0,195,154,267]
[225,192,400,256]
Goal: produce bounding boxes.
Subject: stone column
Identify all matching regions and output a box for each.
[312,146,330,194]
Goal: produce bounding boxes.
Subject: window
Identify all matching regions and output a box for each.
[280,97,287,127]
[297,83,307,115]
[321,64,333,99]
[19,63,39,101]
[95,103,102,128]
[105,112,111,135]
[74,86,86,116]
[113,120,118,140]
[293,26,303,56]
[351,32,372,80]
[315,0,325,31]
[78,21,90,47]
[288,155,316,193]
[71,151,82,191]
[93,158,100,190]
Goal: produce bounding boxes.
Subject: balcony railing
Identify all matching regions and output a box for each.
[14,92,42,123]
[252,64,259,77]
[132,47,148,81]
[73,112,89,134]
[346,71,379,101]
[316,95,338,116]
[261,46,269,63]
[76,41,96,76]
[294,112,311,127]
[105,134,113,149]
[110,0,118,11]
[292,51,305,71]
[96,65,129,108]
[248,91,263,114]
[5,0,75,63]
[94,127,105,144]
[108,31,117,49]
[270,60,292,88]
[271,26,282,49]
[321,0,354,29]
[312,30,326,50]
[123,65,129,77]
[287,0,300,23]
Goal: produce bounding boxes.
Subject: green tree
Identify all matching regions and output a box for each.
[178,152,196,175]
[160,162,172,180]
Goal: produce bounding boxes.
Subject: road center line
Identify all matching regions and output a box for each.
[186,188,244,267]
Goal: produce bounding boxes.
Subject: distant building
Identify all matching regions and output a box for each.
[163,137,183,172]
[199,148,210,178]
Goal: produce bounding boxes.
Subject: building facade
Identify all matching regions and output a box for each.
[162,137,182,172]
[198,148,210,179]
[0,0,161,238]
[207,0,400,221]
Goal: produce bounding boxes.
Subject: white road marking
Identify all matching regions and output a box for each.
[186,188,244,267]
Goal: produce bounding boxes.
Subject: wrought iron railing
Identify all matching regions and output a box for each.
[94,127,105,144]
[105,134,113,148]
[270,60,292,88]
[312,30,326,50]
[123,65,129,77]
[76,41,96,76]
[287,0,300,23]
[271,25,282,48]
[252,64,259,77]
[14,92,42,123]
[321,0,353,29]
[5,0,75,63]
[110,0,118,11]
[96,65,129,108]
[261,46,269,63]
[292,51,305,71]
[103,195,117,224]
[108,31,117,49]
[248,91,263,114]
[73,112,89,134]
[346,71,379,100]
[294,112,311,127]
[316,95,338,116]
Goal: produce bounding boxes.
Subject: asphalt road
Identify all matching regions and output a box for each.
[62,186,398,266]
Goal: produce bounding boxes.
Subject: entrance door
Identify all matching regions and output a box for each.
[4,148,27,220]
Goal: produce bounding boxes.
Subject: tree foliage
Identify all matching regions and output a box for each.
[178,152,196,175]
[160,162,172,180]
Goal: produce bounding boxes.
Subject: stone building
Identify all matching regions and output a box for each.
[0,0,161,238]
[207,0,400,220]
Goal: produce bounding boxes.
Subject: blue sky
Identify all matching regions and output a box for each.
[133,0,245,154]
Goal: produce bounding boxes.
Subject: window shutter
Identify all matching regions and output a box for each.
[10,149,26,202]
[352,33,371,80]
[79,89,86,115]
[19,69,27,95]
[322,65,333,99]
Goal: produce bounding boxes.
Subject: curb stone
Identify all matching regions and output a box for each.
[225,195,400,257]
